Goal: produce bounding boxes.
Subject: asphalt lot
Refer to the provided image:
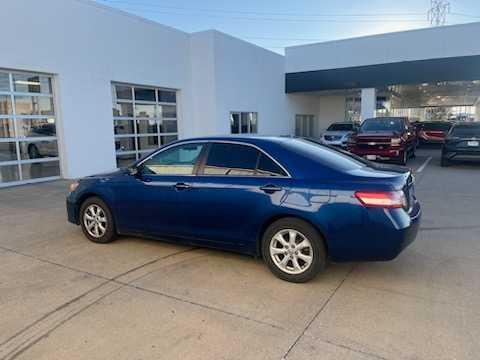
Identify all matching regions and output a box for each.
[1,147,480,360]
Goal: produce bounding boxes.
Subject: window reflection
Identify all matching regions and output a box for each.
[116,153,136,168]
[0,165,20,183]
[135,104,156,118]
[19,140,58,160]
[14,96,54,115]
[160,105,177,118]
[0,119,15,138]
[0,142,18,162]
[114,120,135,135]
[115,137,135,152]
[17,118,56,138]
[112,102,133,117]
[13,74,52,94]
[137,136,159,151]
[0,95,12,115]
[112,84,179,167]
[21,161,60,180]
[0,73,10,91]
[136,119,158,134]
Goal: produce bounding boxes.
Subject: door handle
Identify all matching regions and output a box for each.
[260,184,282,194]
[175,182,192,191]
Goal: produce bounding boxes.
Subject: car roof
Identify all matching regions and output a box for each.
[175,135,293,146]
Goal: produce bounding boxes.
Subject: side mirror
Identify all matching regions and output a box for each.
[128,166,139,177]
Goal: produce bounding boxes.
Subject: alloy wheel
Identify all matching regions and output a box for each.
[83,204,108,238]
[269,229,314,275]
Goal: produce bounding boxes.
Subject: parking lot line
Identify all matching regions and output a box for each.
[416,156,432,173]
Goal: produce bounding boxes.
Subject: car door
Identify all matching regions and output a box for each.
[116,142,206,238]
[178,142,291,250]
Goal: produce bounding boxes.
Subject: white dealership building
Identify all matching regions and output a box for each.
[1,0,480,186]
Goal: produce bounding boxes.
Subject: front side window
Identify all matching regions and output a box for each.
[141,143,204,176]
[230,112,258,134]
[202,143,287,177]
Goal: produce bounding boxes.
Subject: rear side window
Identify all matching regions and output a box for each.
[202,143,287,177]
[257,154,287,177]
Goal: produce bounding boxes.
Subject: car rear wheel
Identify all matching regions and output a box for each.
[79,197,116,243]
[262,218,326,283]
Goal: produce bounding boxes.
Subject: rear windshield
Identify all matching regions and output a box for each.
[422,122,452,131]
[360,118,404,132]
[286,138,365,172]
[451,124,480,137]
[327,123,353,131]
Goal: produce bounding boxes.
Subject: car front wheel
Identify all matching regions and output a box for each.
[79,197,116,243]
[262,218,326,283]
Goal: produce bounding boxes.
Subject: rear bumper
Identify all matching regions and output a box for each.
[327,200,421,262]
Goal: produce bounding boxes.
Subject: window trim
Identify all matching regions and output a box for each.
[136,140,291,178]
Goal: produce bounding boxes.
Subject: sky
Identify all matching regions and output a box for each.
[95,0,480,53]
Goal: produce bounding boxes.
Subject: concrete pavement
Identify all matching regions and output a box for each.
[1,148,479,360]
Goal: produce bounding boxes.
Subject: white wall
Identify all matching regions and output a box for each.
[317,96,347,133]
[208,31,293,136]
[286,22,480,73]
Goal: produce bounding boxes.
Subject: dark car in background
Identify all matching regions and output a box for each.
[418,121,453,145]
[441,123,480,166]
[348,117,417,165]
[67,136,421,283]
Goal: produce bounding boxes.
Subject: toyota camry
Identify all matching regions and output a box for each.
[67,137,421,283]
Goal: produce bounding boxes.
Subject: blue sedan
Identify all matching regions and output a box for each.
[67,136,421,283]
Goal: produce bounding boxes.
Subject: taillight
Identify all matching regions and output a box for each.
[355,190,406,209]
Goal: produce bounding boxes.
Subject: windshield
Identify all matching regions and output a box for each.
[451,124,480,138]
[327,123,353,131]
[422,122,452,131]
[360,118,404,132]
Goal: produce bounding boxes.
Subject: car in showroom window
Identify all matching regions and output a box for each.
[66,137,421,283]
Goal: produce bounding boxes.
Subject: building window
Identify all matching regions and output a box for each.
[0,70,59,186]
[230,112,258,134]
[295,115,315,137]
[112,83,179,168]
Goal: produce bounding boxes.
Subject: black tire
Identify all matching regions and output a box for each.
[398,150,407,165]
[261,217,327,283]
[28,144,40,159]
[410,145,416,159]
[79,197,117,243]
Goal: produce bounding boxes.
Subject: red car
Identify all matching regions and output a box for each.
[418,121,453,145]
[348,117,417,165]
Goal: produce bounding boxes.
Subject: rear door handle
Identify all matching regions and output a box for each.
[175,182,192,191]
[260,184,282,194]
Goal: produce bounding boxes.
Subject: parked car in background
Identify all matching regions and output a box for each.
[441,122,480,167]
[348,117,417,165]
[67,136,421,283]
[418,121,453,145]
[321,122,358,148]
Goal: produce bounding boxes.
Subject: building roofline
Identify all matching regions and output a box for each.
[286,21,480,50]
[73,0,188,35]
